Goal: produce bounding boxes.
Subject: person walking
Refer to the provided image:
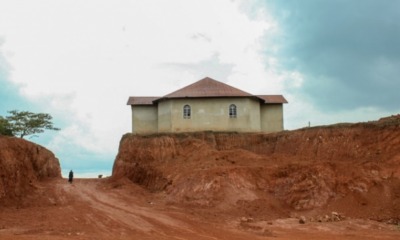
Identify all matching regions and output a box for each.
[68,170,74,184]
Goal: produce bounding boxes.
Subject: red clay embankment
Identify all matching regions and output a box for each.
[112,115,400,223]
[0,136,61,206]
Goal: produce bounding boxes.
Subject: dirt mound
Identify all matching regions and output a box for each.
[112,115,400,223]
[4,178,400,240]
[0,136,61,206]
[1,116,400,239]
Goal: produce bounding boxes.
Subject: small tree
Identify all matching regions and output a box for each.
[0,116,13,136]
[5,110,60,138]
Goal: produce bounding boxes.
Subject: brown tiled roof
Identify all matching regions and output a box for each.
[127,97,159,105]
[127,77,288,105]
[257,95,288,104]
[159,77,253,99]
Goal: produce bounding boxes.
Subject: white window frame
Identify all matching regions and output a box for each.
[229,104,237,118]
[183,105,191,119]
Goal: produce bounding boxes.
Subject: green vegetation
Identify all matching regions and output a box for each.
[0,116,13,136]
[0,110,60,138]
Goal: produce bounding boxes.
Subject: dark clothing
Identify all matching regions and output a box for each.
[68,170,74,183]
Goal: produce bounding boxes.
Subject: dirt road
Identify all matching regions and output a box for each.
[1,178,400,240]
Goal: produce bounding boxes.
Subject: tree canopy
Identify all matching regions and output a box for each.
[0,116,13,136]
[0,110,60,138]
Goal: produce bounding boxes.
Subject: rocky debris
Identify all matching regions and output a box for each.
[304,212,345,223]
[291,212,345,224]
[331,212,341,221]
[386,218,400,225]
[240,217,254,223]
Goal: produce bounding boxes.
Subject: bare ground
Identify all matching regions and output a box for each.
[2,115,400,239]
[1,178,399,240]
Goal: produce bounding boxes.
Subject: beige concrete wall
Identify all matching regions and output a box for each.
[131,105,158,134]
[157,101,172,132]
[158,98,261,133]
[260,104,284,132]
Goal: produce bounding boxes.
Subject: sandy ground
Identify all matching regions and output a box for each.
[1,178,399,240]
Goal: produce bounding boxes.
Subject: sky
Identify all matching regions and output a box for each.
[1,0,399,177]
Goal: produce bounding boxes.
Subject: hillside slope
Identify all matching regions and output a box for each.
[112,115,400,223]
[1,117,400,239]
[0,136,61,206]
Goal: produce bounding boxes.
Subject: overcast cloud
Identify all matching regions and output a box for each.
[264,0,400,111]
[0,0,275,176]
[0,0,399,176]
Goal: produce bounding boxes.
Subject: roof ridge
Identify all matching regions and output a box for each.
[127,77,288,105]
[160,77,253,99]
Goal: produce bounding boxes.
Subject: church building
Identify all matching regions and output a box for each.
[127,77,287,134]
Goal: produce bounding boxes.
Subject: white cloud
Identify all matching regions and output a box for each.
[2,0,397,175]
[0,0,280,170]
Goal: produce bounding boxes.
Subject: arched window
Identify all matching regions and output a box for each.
[183,105,191,119]
[229,104,237,118]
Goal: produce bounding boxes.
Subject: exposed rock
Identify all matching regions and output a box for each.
[240,217,254,223]
[299,216,306,224]
[331,212,341,221]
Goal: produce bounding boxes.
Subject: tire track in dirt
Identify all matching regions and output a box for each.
[58,179,226,240]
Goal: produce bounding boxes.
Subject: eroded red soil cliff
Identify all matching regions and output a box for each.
[0,136,61,206]
[1,117,400,239]
[112,115,400,223]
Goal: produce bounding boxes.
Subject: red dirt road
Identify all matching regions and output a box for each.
[1,178,399,240]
